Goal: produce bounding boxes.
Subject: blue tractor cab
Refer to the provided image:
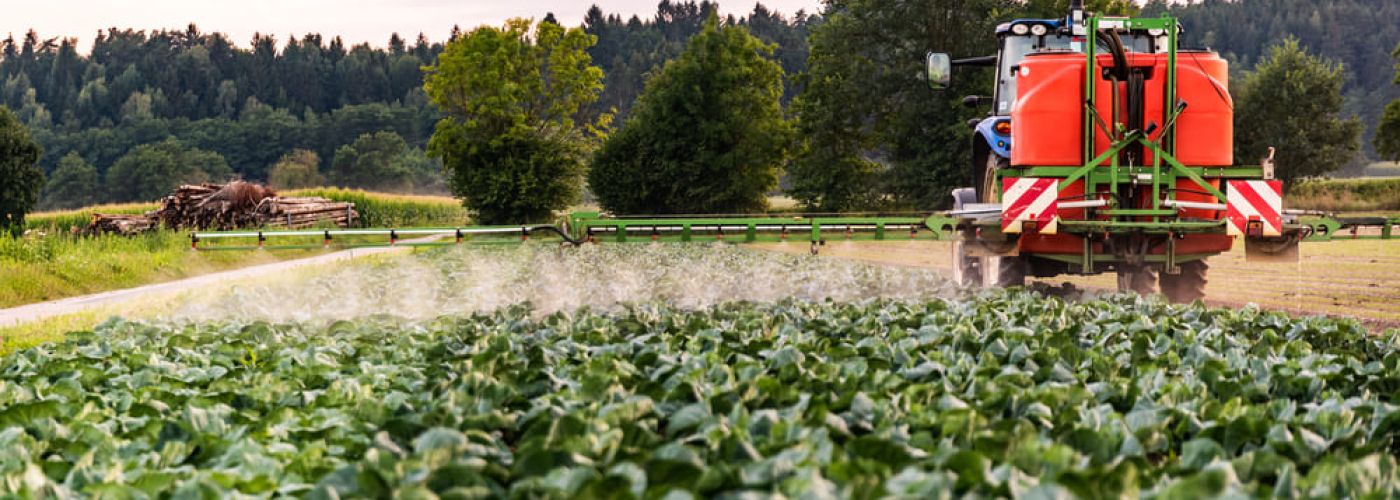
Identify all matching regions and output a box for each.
[975,18,1068,160]
[938,4,1162,202]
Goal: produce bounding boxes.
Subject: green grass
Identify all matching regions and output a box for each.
[1287,177,1400,212]
[3,189,467,310]
[0,231,316,309]
[24,202,158,232]
[288,188,471,227]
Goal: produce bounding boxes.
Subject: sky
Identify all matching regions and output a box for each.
[3,0,824,52]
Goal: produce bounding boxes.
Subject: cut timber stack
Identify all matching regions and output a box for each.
[79,213,157,236]
[255,197,359,229]
[155,183,246,230]
[154,181,357,231]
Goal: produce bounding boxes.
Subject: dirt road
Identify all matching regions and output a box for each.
[752,239,1400,330]
[0,241,434,328]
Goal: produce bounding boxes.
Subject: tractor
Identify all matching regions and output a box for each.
[925,0,1302,302]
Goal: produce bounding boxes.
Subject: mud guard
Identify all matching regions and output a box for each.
[1244,233,1300,263]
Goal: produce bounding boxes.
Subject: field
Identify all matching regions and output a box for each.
[755,239,1400,329]
[285,188,470,227]
[1,189,470,310]
[3,245,1400,497]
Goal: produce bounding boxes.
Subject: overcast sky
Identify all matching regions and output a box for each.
[4,0,824,51]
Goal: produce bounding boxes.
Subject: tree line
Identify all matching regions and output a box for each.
[0,1,815,213]
[2,0,1396,234]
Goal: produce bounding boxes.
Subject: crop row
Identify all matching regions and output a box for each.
[3,289,1399,497]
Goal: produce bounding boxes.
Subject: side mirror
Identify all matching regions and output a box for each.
[926,52,951,91]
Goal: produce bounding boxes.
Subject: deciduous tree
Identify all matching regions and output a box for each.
[331,131,413,192]
[589,16,790,214]
[0,106,44,233]
[267,149,324,189]
[1234,39,1363,185]
[788,0,1002,211]
[424,18,603,223]
[39,152,98,210]
[105,138,232,202]
[1375,42,1400,162]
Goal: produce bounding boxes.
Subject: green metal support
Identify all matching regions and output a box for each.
[1058,131,1144,191]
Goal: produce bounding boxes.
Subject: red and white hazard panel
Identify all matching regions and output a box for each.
[1001,177,1058,234]
[1226,180,1283,237]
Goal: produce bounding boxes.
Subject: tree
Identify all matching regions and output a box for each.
[589,16,791,214]
[788,0,1002,211]
[1376,42,1400,162]
[0,106,44,233]
[267,149,324,189]
[399,147,447,194]
[1234,39,1363,185]
[424,19,603,223]
[331,131,414,192]
[39,152,98,210]
[105,138,233,202]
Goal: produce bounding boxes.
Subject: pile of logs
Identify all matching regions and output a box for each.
[154,181,357,230]
[80,181,358,235]
[77,213,156,236]
[255,197,359,229]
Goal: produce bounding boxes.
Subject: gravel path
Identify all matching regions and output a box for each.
[0,240,435,328]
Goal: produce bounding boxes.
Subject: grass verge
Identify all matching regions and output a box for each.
[4,190,466,310]
[0,231,319,309]
[25,202,158,232]
[1287,177,1400,212]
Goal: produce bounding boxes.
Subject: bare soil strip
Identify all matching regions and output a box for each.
[751,239,1400,331]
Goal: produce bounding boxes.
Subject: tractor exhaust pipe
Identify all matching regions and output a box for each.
[1069,0,1086,36]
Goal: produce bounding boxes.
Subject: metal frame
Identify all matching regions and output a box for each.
[981,14,1278,271]
[190,212,964,251]
[187,210,1392,251]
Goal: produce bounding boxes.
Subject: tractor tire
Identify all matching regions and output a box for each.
[988,256,1027,288]
[1116,265,1158,296]
[978,152,1008,203]
[951,240,982,287]
[978,153,1026,289]
[1159,260,1209,304]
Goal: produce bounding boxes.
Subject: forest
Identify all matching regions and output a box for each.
[1,0,1396,212]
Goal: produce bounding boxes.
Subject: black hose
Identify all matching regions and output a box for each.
[1099,29,1129,81]
[525,225,586,246]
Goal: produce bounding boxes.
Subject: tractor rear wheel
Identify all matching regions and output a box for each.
[988,256,1026,288]
[951,240,982,287]
[1159,260,1209,303]
[978,153,1025,288]
[1116,265,1158,296]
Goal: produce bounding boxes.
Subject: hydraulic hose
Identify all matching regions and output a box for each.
[1099,29,1129,81]
[525,225,586,246]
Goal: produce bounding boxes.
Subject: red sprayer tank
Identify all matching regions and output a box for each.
[1010,49,1232,167]
[1009,46,1234,257]
[1171,50,1232,166]
[1010,52,1084,166]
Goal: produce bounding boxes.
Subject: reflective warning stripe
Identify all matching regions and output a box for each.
[1002,178,1058,234]
[1226,180,1282,236]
